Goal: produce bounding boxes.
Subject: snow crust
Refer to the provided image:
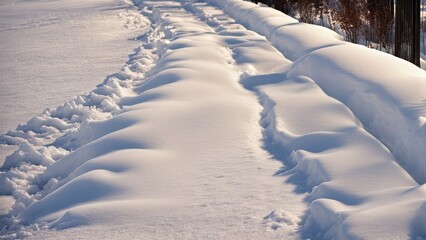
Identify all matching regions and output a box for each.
[1,0,426,239]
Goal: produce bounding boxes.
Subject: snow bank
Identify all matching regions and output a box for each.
[207,0,344,61]
[288,44,426,184]
[207,0,426,184]
[193,1,426,238]
[252,74,424,239]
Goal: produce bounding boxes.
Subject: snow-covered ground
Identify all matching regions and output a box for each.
[0,0,148,235]
[1,0,426,239]
[0,0,147,135]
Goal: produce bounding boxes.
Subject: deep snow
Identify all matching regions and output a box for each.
[2,1,307,238]
[209,0,426,185]
[1,0,426,239]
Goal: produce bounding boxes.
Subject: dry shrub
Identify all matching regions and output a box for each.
[271,0,297,14]
[298,0,317,23]
[335,0,366,43]
[366,0,394,51]
[296,0,330,24]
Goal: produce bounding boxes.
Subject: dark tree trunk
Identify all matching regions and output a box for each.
[395,0,420,66]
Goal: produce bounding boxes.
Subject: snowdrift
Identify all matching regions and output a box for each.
[208,0,426,185]
[1,0,426,239]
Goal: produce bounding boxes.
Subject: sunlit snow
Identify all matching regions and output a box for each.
[1,0,426,239]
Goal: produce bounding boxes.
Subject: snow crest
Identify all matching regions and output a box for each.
[199,1,426,238]
[208,0,426,186]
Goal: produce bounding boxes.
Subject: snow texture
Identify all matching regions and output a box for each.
[1,0,426,239]
[0,0,148,134]
[208,0,426,185]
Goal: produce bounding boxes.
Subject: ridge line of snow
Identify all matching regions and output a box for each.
[249,72,426,239]
[187,1,426,238]
[206,0,426,185]
[181,2,307,235]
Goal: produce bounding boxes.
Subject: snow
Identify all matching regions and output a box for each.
[1,0,426,239]
[0,0,148,135]
[263,209,300,231]
[1,1,306,239]
[288,45,426,183]
[209,0,426,185]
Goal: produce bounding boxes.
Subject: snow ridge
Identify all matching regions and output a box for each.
[206,0,426,186]
[188,1,426,239]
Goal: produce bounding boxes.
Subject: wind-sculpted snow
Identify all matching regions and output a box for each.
[1,0,426,239]
[208,0,426,187]
[288,45,426,185]
[2,1,305,239]
[190,1,426,239]
[253,77,426,239]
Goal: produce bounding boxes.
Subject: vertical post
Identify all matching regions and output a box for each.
[414,0,421,65]
[395,0,420,66]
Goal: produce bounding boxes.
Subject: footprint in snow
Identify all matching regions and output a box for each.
[262,209,300,231]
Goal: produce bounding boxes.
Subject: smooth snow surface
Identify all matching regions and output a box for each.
[0,0,148,135]
[1,0,426,239]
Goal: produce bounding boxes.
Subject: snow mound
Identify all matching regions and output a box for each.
[288,44,426,184]
[208,0,426,184]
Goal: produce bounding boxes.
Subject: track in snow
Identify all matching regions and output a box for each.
[1,1,306,239]
[1,1,426,239]
[186,1,426,239]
